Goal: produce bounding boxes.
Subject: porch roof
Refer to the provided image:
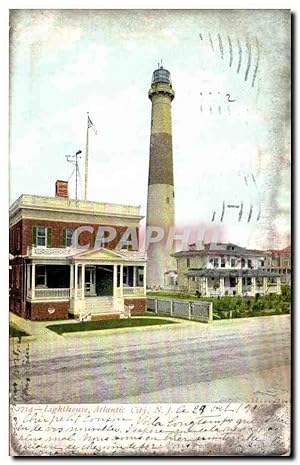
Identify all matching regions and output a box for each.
[185,269,281,278]
[27,246,147,264]
[69,247,147,263]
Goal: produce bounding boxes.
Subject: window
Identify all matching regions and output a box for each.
[66,229,73,247]
[37,227,46,247]
[33,226,52,247]
[247,259,252,268]
[117,265,121,287]
[187,258,190,268]
[123,266,128,285]
[247,277,252,286]
[221,257,226,268]
[229,277,236,287]
[16,266,20,289]
[241,258,246,268]
[123,266,133,286]
[36,265,47,287]
[213,257,219,268]
[16,229,21,251]
[230,258,236,267]
[136,267,144,287]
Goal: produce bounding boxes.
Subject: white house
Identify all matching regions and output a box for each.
[173,242,281,297]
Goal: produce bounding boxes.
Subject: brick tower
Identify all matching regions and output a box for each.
[146,65,176,287]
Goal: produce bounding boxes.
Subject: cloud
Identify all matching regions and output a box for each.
[10,10,82,53]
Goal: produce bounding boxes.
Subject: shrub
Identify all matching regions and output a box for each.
[281,285,291,302]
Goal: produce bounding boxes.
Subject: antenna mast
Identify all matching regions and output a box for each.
[66,150,82,200]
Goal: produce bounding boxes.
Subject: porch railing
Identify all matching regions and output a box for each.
[123,286,145,296]
[114,286,145,297]
[27,246,73,257]
[27,288,70,300]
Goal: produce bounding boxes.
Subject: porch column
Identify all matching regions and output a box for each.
[276,276,281,295]
[143,265,147,295]
[263,276,268,294]
[187,277,191,294]
[251,277,256,295]
[113,264,118,297]
[120,264,124,297]
[133,266,136,287]
[31,263,35,299]
[26,264,30,291]
[204,277,208,296]
[237,277,243,295]
[81,264,85,299]
[69,264,74,298]
[74,264,78,300]
[220,277,225,296]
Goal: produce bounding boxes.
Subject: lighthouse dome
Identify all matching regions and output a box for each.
[152,66,171,84]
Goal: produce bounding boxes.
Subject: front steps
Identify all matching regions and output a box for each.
[74,296,124,321]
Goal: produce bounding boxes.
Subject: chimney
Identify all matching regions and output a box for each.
[55,180,69,198]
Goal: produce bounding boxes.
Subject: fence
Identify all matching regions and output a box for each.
[147,298,213,323]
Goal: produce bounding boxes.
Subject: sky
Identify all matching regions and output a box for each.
[9,9,290,250]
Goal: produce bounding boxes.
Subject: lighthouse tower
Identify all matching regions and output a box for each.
[146,65,176,287]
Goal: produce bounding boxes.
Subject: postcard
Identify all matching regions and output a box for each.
[9,9,291,456]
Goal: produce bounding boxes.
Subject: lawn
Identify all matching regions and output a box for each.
[47,317,178,335]
[9,325,30,338]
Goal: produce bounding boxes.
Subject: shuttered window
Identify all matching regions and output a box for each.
[32,226,52,247]
[37,227,46,246]
[61,228,73,247]
[66,229,73,247]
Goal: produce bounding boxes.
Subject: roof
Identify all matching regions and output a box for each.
[185,269,281,278]
[9,194,143,221]
[173,242,265,258]
[258,245,291,256]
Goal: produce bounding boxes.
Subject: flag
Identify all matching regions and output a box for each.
[88,115,97,135]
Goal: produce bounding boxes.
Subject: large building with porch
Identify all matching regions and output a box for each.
[263,245,291,285]
[173,242,282,297]
[9,181,147,320]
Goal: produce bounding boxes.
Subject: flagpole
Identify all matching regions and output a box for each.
[84,112,89,201]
